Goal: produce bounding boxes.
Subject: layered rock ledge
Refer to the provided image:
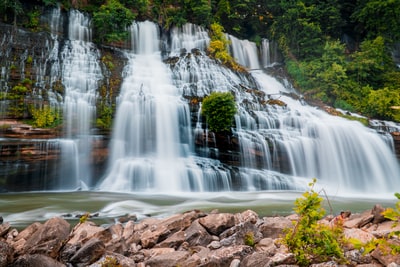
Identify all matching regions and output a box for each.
[0,207,399,267]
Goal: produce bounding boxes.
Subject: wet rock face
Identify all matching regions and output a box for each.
[1,207,400,266]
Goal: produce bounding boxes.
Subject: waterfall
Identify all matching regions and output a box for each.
[227,36,400,195]
[99,21,227,192]
[59,10,102,190]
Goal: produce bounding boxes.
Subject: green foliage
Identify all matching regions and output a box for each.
[244,232,255,247]
[96,103,113,130]
[201,91,237,133]
[365,88,400,121]
[207,22,245,72]
[25,9,41,30]
[92,0,136,43]
[382,193,400,225]
[29,105,61,128]
[283,179,346,266]
[351,0,400,43]
[101,256,121,267]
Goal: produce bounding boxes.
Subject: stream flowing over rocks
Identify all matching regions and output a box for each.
[0,206,399,267]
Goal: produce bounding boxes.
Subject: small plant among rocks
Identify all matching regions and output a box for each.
[282,178,346,266]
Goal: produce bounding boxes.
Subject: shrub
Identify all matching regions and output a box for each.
[201,91,237,133]
[282,178,346,266]
[30,105,61,128]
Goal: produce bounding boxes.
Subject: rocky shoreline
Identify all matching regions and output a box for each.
[0,205,400,267]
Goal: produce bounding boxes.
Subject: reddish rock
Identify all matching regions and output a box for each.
[69,238,106,267]
[0,240,13,267]
[144,251,190,267]
[184,219,214,247]
[259,216,293,239]
[198,213,236,236]
[21,217,70,258]
[12,254,65,267]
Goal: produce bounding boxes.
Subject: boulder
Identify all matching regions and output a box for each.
[344,228,376,245]
[371,239,400,266]
[198,213,236,236]
[205,245,253,266]
[12,254,65,267]
[67,221,104,245]
[0,240,13,267]
[219,221,263,246]
[69,238,106,267]
[258,216,293,239]
[21,217,70,258]
[184,219,214,247]
[371,204,387,224]
[240,251,272,267]
[144,251,190,267]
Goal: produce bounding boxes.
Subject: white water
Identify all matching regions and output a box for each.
[228,37,400,195]
[99,21,399,196]
[59,10,102,189]
[99,21,230,192]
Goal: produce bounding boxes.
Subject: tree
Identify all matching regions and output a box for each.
[92,0,135,43]
[201,91,237,132]
[352,0,400,43]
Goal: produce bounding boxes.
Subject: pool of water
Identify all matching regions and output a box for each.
[0,191,396,229]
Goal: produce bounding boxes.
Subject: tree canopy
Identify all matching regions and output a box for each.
[2,0,400,121]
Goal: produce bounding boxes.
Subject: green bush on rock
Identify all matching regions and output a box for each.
[282,178,346,266]
[201,91,237,133]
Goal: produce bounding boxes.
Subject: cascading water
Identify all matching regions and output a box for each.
[228,36,400,195]
[59,10,102,189]
[99,21,232,192]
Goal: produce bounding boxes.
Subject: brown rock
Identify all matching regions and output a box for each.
[370,239,400,266]
[67,221,104,245]
[344,228,375,246]
[371,204,387,224]
[155,230,186,249]
[22,217,70,258]
[144,251,190,267]
[184,219,214,247]
[0,222,11,237]
[69,238,106,267]
[259,216,293,239]
[0,240,13,267]
[206,245,253,266]
[220,221,262,246]
[254,237,277,255]
[90,253,137,267]
[198,213,236,236]
[240,251,272,267]
[12,254,66,267]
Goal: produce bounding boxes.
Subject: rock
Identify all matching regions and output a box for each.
[371,204,387,224]
[345,249,373,265]
[184,219,214,247]
[344,210,374,228]
[198,213,236,235]
[254,237,277,255]
[220,221,262,246]
[144,251,190,267]
[370,239,400,266]
[89,253,137,267]
[21,217,70,258]
[140,210,204,248]
[0,222,10,237]
[0,240,13,267]
[154,230,185,249]
[241,251,272,267]
[259,216,293,239]
[368,220,400,238]
[67,221,104,245]
[344,228,376,245]
[206,245,253,266]
[12,254,65,267]
[69,238,106,267]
